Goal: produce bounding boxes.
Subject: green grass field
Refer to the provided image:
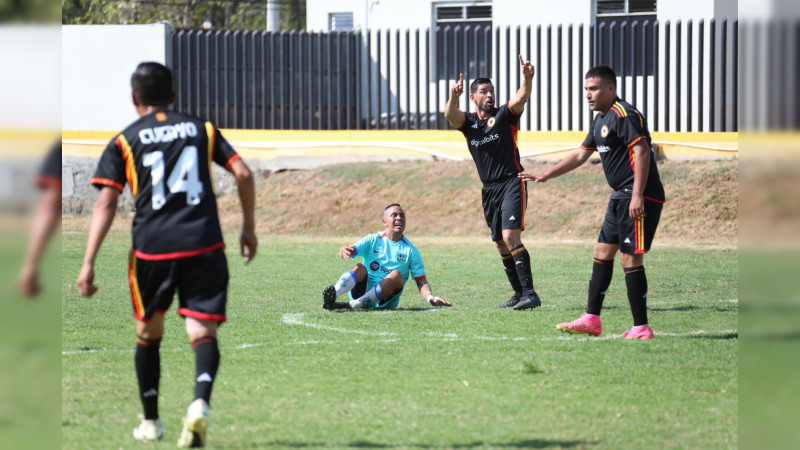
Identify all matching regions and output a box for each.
[62,231,737,449]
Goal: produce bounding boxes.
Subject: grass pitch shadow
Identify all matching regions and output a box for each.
[226,438,598,448]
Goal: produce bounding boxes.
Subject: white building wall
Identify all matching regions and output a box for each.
[62,23,173,131]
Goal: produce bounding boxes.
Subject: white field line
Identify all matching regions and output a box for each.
[649,298,738,305]
[281,313,396,336]
[61,313,737,355]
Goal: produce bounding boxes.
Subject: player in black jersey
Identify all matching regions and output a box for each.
[519,65,664,340]
[445,55,542,311]
[18,140,62,297]
[76,62,258,446]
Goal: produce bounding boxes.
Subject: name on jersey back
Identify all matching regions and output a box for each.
[139,122,199,144]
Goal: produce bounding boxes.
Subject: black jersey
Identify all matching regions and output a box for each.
[37,140,62,189]
[92,111,240,260]
[581,98,665,202]
[458,104,524,185]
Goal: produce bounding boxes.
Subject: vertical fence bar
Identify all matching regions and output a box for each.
[288,30,295,129]
[567,24,573,131]
[466,25,473,114]
[620,21,627,100]
[686,20,692,132]
[709,19,715,131]
[405,29,411,129]
[664,22,670,131]
[631,21,638,110]
[415,29,421,129]
[316,32,323,130]
[578,24,584,131]
[515,25,521,96]
[536,25,541,131]
[720,19,727,131]
[526,25,531,130]
[327,31,334,130]
[505,26,511,106]
[222,31,230,127]
[546,25,551,131]
[676,20,682,132]
[697,20,704,131]
[365,30,372,130]
[653,22,658,131]
[376,30,382,130]
[436,27,442,129]
[394,29,400,130]
[204,32,212,123]
[306,31,314,129]
[732,19,738,131]
[296,31,304,130]
[425,29,431,129]
[557,24,562,131]
[641,21,648,126]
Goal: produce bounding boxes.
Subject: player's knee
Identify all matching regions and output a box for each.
[185,317,218,341]
[353,263,367,279]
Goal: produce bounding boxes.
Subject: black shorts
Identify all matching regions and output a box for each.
[598,197,663,254]
[128,248,230,323]
[481,176,527,242]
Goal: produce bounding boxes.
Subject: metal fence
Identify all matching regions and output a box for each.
[172,19,739,132]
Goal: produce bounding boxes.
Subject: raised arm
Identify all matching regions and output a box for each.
[416,277,452,307]
[518,147,593,183]
[445,73,467,129]
[508,55,535,115]
[229,158,258,264]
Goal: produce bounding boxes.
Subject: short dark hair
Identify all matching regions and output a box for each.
[131,62,173,106]
[585,65,617,87]
[470,77,493,94]
[384,203,402,211]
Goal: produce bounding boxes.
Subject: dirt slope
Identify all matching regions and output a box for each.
[213,158,737,247]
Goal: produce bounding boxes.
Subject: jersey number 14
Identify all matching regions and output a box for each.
[143,146,203,210]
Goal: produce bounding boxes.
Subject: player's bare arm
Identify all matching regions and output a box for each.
[519,147,592,182]
[628,140,651,220]
[444,73,466,129]
[416,278,452,307]
[339,244,356,260]
[76,186,120,297]
[508,55,535,115]
[229,158,258,263]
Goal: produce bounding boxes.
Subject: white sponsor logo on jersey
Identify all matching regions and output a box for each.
[597,145,611,153]
[470,133,500,148]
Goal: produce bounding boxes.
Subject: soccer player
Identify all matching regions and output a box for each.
[444,55,541,311]
[75,62,258,446]
[18,140,62,297]
[519,65,665,340]
[322,203,452,310]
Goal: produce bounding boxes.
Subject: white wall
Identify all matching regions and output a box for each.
[307,0,433,31]
[493,0,591,28]
[62,23,173,131]
[0,26,61,130]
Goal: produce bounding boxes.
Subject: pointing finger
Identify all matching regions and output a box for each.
[519,54,524,66]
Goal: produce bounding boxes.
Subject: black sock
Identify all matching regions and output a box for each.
[586,258,614,315]
[501,253,523,297]
[192,336,220,404]
[135,336,161,420]
[624,266,648,326]
[510,245,535,295]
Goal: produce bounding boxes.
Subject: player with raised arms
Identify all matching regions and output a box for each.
[444,55,542,311]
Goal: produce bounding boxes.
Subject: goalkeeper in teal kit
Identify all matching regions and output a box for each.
[322,203,452,310]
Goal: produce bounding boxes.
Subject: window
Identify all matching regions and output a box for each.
[594,0,657,76]
[433,2,493,81]
[329,12,353,31]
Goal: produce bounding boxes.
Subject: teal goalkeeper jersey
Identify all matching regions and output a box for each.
[350,231,427,309]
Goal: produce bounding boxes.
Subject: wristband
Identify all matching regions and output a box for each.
[426,294,435,304]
